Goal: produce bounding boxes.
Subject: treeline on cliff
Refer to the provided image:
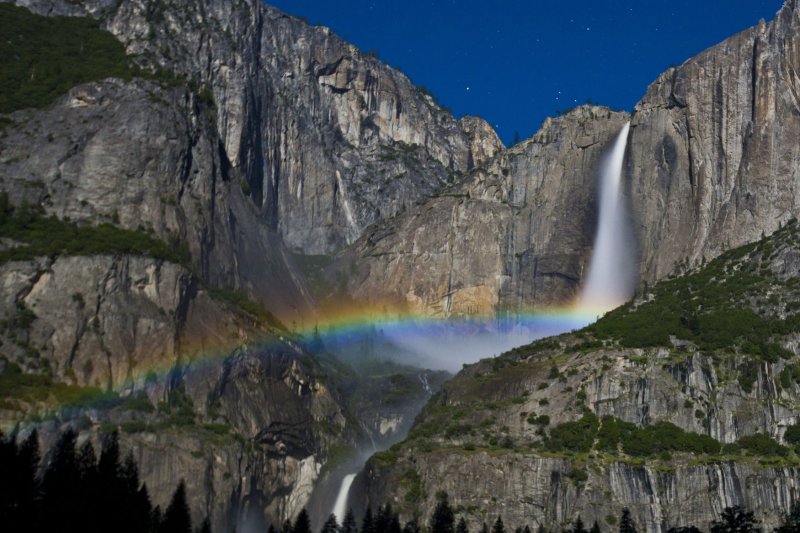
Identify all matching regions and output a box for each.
[289,492,800,533]
[0,429,209,533]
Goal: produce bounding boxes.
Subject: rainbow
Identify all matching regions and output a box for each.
[0,299,615,423]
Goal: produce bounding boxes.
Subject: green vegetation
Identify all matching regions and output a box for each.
[0,362,119,411]
[589,219,800,358]
[207,288,286,331]
[543,413,790,460]
[0,4,141,113]
[0,200,190,266]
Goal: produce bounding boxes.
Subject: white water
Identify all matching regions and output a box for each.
[332,473,357,524]
[579,122,635,313]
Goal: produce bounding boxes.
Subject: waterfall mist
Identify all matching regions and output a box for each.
[579,122,635,312]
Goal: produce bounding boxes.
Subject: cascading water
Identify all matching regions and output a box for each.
[579,122,635,312]
[332,473,357,523]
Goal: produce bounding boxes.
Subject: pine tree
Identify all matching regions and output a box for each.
[666,527,702,533]
[589,522,601,533]
[523,526,532,533]
[160,480,192,533]
[572,517,587,533]
[709,506,758,533]
[342,509,358,533]
[282,519,294,533]
[98,431,123,532]
[492,517,506,533]
[376,503,394,533]
[267,525,277,533]
[390,512,402,533]
[151,505,164,533]
[77,439,99,532]
[197,517,212,533]
[480,523,490,533]
[775,501,800,533]
[362,506,375,533]
[293,509,312,533]
[430,492,455,533]
[41,428,82,532]
[0,430,40,532]
[456,517,469,533]
[403,518,421,533]
[618,509,637,533]
[321,514,339,533]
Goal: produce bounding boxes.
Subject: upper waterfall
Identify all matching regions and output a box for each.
[578,122,635,313]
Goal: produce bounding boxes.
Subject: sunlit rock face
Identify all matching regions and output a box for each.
[628,0,800,283]
[341,107,630,316]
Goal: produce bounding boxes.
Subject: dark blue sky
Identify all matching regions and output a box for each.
[268,0,783,144]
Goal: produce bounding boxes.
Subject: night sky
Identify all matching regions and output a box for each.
[267,1,783,145]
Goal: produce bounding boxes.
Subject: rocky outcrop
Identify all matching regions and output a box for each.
[459,116,505,169]
[621,0,800,284]
[341,107,629,316]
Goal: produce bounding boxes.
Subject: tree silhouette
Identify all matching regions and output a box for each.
[293,509,312,533]
[430,492,455,533]
[492,516,506,533]
[321,514,339,533]
[572,517,587,533]
[362,506,376,533]
[667,527,702,533]
[457,517,469,533]
[0,430,39,532]
[376,503,394,533]
[342,509,358,533]
[40,428,82,532]
[710,506,758,533]
[160,480,192,533]
[619,509,637,533]
[775,501,800,533]
[589,522,601,533]
[198,517,212,533]
[402,518,421,533]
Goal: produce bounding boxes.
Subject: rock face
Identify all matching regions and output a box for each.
[342,107,630,315]
[0,76,313,323]
[458,116,505,169]
[8,0,474,255]
[620,0,800,285]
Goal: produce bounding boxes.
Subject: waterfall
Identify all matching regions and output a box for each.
[579,122,634,312]
[332,473,357,524]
